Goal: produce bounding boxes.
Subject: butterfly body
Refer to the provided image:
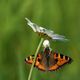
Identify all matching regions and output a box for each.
[25,47,72,71]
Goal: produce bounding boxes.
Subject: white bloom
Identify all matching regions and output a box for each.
[25,18,68,41]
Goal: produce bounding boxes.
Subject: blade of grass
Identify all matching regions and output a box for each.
[28,38,44,80]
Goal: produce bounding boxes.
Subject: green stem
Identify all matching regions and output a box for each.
[28,38,44,80]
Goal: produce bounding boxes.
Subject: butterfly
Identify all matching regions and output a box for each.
[25,18,68,41]
[25,47,72,71]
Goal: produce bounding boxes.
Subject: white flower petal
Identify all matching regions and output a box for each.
[25,18,36,32]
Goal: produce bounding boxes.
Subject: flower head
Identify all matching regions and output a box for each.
[25,18,68,41]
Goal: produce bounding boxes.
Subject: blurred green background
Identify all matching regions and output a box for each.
[0,0,80,80]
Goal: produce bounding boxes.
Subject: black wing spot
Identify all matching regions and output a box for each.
[65,56,68,60]
[37,54,40,57]
[28,57,30,60]
[55,59,58,63]
[32,55,34,57]
[38,58,41,62]
[56,53,58,57]
[69,58,73,63]
[25,59,27,62]
[60,54,63,59]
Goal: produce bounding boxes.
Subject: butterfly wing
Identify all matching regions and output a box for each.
[48,52,72,71]
[25,53,46,71]
[25,55,34,64]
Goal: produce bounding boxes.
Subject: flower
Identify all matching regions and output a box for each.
[25,18,68,41]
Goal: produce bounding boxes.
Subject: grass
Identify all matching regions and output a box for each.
[28,38,44,80]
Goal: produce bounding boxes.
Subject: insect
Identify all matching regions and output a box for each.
[25,18,68,41]
[25,40,72,71]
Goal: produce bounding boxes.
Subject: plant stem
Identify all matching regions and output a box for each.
[28,38,44,80]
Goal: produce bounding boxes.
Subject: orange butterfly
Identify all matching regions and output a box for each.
[25,47,72,71]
